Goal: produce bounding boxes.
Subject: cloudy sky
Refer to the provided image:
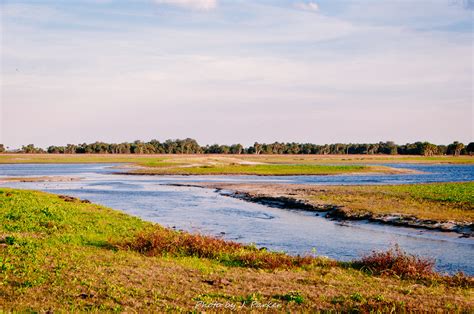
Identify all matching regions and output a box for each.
[1,0,472,148]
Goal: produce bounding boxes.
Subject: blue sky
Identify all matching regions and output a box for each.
[1,0,472,148]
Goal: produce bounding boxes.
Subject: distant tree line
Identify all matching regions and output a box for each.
[0,140,473,156]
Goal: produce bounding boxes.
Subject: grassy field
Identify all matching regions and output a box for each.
[0,153,472,165]
[131,163,384,176]
[309,182,474,222]
[0,189,472,311]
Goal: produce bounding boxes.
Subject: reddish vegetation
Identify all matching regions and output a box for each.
[115,228,473,288]
[355,246,473,287]
[356,245,436,279]
[114,226,315,270]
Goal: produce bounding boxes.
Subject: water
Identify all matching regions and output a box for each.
[0,163,473,274]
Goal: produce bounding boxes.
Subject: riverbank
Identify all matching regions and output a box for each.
[171,182,474,236]
[0,188,472,311]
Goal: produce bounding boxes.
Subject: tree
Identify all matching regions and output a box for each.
[219,145,230,154]
[253,142,262,155]
[10,139,472,156]
[230,144,243,154]
[420,142,437,156]
[378,141,398,155]
[163,139,177,154]
[182,138,201,154]
[21,144,44,154]
[131,140,146,154]
[447,141,464,156]
[320,144,330,155]
[436,145,447,155]
[65,144,77,154]
[466,142,474,156]
[149,139,163,153]
[47,146,64,154]
[0,144,5,153]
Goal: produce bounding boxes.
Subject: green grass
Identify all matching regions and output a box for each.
[306,182,474,222]
[132,164,372,175]
[0,188,472,311]
[379,182,474,203]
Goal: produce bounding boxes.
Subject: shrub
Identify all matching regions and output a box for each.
[354,245,435,279]
[113,226,314,270]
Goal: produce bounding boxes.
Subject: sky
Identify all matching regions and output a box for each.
[0,0,473,149]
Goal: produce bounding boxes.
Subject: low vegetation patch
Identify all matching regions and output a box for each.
[131,163,379,176]
[380,182,474,204]
[113,226,315,269]
[308,182,474,222]
[353,245,436,279]
[351,246,474,289]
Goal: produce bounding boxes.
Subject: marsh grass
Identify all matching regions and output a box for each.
[379,182,474,204]
[113,226,316,270]
[132,163,372,175]
[309,182,474,222]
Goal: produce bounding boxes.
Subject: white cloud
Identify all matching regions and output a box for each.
[295,1,319,12]
[152,0,217,11]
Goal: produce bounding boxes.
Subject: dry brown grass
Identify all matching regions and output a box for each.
[5,247,472,312]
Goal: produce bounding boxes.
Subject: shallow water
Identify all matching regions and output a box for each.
[0,163,473,274]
